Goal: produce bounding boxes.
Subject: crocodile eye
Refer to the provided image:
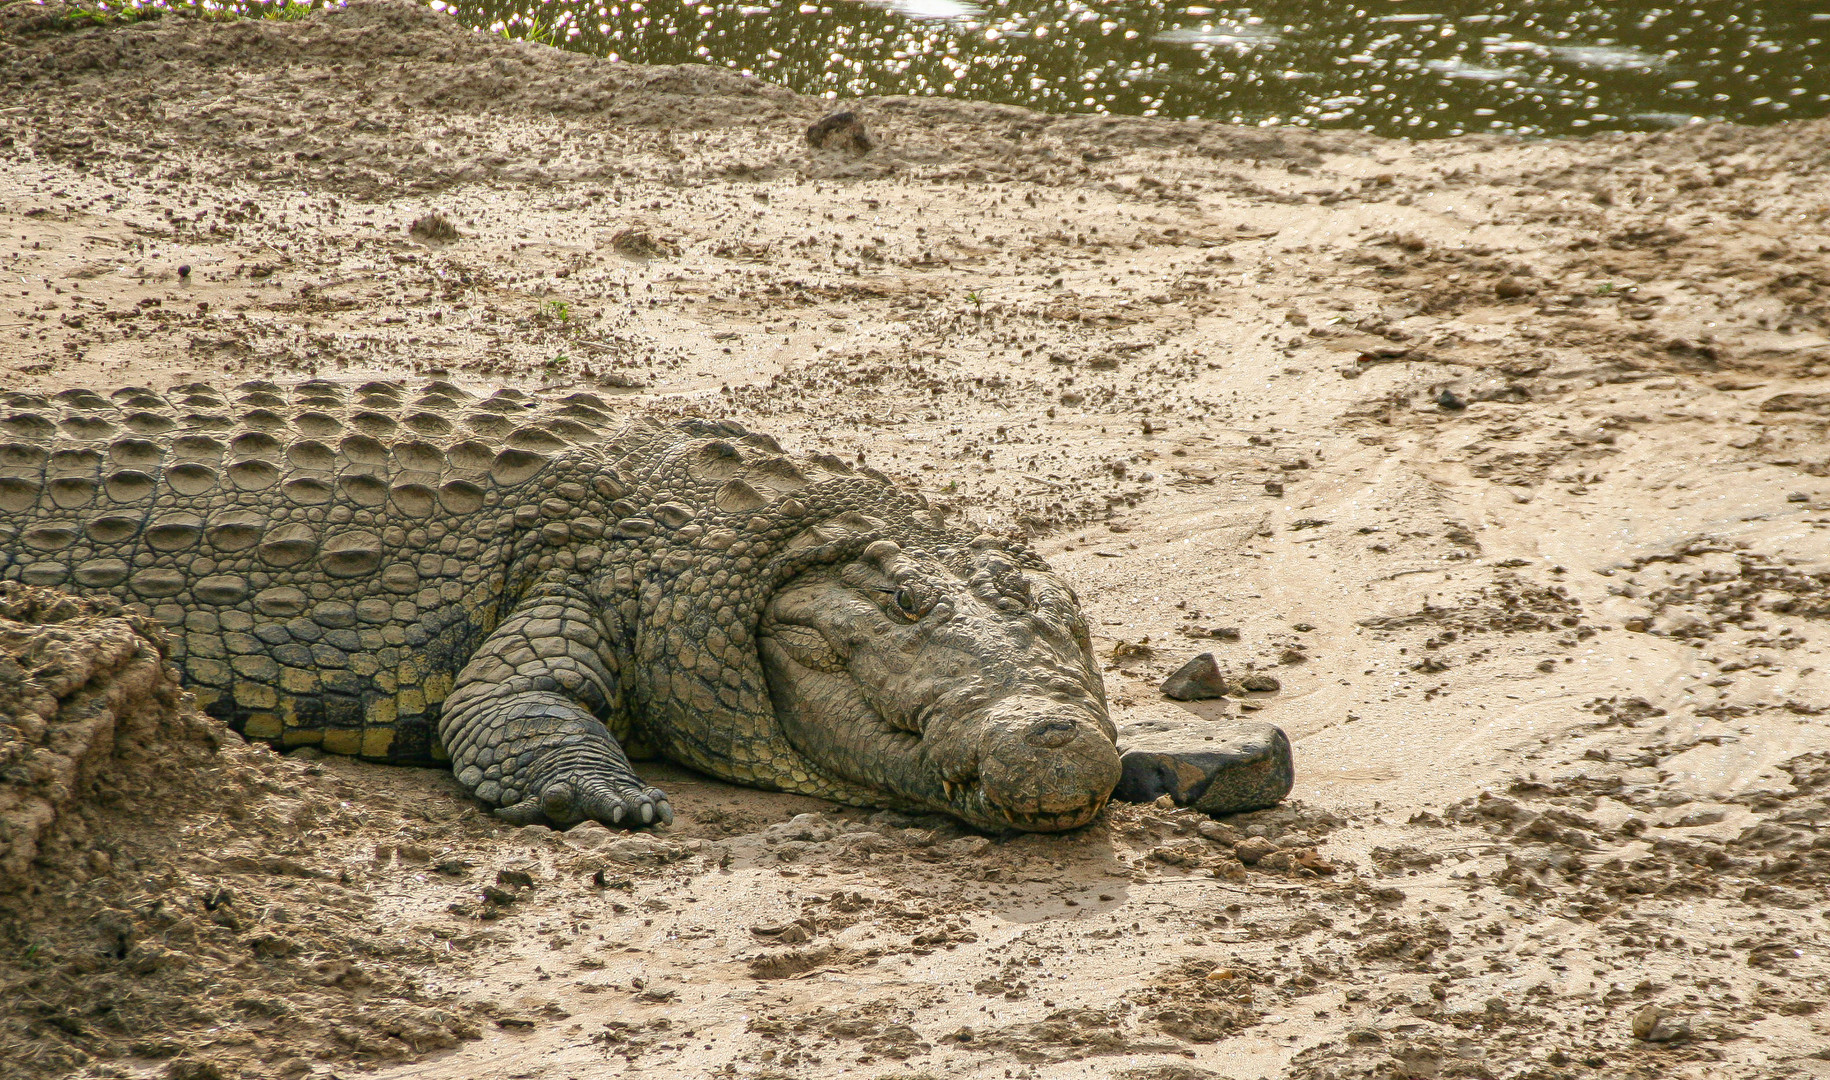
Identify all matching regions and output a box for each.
[894,588,922,619]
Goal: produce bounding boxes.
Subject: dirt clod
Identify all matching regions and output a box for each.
[408,211,461,244]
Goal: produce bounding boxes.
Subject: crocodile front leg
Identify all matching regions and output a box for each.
[439,587,672,828]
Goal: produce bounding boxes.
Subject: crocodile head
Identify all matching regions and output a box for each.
[758,538,1119,832]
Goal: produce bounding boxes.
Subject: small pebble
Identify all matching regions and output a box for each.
[1233,836,1277,864]
[1631,1004,1691,1043]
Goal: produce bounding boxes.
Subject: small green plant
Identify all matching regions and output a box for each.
[1595,282,1615,295]
[544,353,569,374]
[496,9,569,46]
[965,290,984,313]
[257,0,317,20]
[541,299,572,323]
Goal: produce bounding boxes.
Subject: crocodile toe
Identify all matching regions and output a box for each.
[501,777,673,830]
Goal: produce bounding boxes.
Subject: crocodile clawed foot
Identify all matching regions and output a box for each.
[494,778,674,830]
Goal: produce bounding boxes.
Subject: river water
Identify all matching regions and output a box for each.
[434,0,1830,139]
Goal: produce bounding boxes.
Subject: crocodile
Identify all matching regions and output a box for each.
[0,379,1121,832]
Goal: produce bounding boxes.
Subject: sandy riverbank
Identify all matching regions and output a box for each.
[1,2,1827,1078]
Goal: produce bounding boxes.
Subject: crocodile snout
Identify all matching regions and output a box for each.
[963,696,1119,829]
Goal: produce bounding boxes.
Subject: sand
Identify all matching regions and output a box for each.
[0,2,1827,1078]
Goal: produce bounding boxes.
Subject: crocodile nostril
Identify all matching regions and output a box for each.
[1023,717,1079,749]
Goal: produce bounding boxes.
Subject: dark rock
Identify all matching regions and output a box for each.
[1161,653,1229,701]
[1494,276,1536,299]
[407,212,460,244]
[1436,389,1467,410]
[1264,481,1284,497]
[1212,626,1241,641]
[1237,674,1281,693]
[806,110,875,154]
[1111,719,1294,816]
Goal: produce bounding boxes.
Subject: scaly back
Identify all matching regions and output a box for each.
[0,378,629,762]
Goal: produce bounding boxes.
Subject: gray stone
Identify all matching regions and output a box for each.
[1111,718,1293,816]
[1631,1004,1691,1043]
[1161,652,1228,701]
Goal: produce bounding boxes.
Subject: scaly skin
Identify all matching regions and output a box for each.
[0,379,1119,831]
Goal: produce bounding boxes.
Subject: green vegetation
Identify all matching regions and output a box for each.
[495,8,570,47]
[48,1,171,28]
[259,1,318,19]
[43,0,330,32]
[541,299,572,323]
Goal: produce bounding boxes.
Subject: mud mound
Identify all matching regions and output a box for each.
[0,582,209,894]
[0,585,483,1079]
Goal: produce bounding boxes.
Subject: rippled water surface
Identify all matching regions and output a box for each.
[265,1,1830,137]
[441,0,1830,137]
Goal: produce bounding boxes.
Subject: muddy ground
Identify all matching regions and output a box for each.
[1,2,1828,1077]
